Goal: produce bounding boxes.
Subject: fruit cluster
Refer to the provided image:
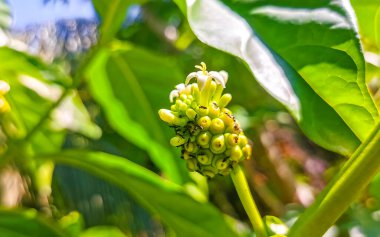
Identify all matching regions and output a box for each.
[159,63,251,178]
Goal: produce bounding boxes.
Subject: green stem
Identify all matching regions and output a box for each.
[289,123,380,237]
[231,164,267,237]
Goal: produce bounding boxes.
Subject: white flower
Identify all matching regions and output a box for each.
[169,83,186,102]
[185,62,227,90]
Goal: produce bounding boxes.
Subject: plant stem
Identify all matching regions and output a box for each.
[231,164,267,237]
[288,122,380,237]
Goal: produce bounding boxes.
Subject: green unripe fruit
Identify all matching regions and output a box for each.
[212,156,229,170]
[225,122,241,134]
[201,166,218,178]
[197,150,213,165]
[219,168,232,176]
[239,134,248,146]
[197,116,211,130]
[198,106,209,116]
[197,131,212,148]
[220,111,234,127]
[210,135,226,154]
[186,158,198,171]
[209,102,220,118]
[170,135,187,147]
[227,133,239,147]
[184,142,198,153]
[242,144,252,159]
[210,118,225,134]
[230,145,243,162]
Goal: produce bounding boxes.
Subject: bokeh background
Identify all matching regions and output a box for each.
[0,0,380,236]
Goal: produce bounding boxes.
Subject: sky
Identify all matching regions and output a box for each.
[7,0,96,29]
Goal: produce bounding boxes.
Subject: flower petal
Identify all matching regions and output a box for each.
[185,72,198,85]
[169,90,179,102]
[209,71,226,88]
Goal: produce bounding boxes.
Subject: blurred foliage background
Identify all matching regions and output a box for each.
[0,0,379,236]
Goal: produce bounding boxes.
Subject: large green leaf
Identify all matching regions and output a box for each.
[86,45,187,183]
[44,150,239,237]
[176,0,379,155]
[0,209,64,237]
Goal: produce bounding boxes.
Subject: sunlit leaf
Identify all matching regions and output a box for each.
[175,0,379,155]
[351,0,380,51]
[79,226,126,237]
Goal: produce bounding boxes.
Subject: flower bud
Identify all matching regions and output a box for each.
[170,135,187,147]
[190,83,200,101]
[158,109,176,124]
[210,118,225,134]
[197,116,211,130]
[176,99,188,111]
[220,111,234,127]
[197,131,212,148]
[218,93,232,108]
[180,94,188,101]
[210,135,226,154]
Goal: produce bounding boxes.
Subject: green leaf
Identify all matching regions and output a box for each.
[44,150,239,237]
[177,0,379,155]
[92,0,145,44]
[86,45,186,183]
[0,209,64,237]
[351,0,380,51]
[79,226,126,237]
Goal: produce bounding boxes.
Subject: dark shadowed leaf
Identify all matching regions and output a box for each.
[0,209,65,237]
[44,150,239,237]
